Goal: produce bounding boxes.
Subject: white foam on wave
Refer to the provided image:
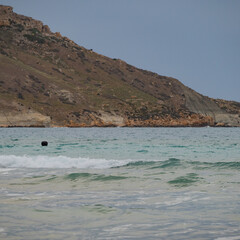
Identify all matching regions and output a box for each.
[0,155,131,169]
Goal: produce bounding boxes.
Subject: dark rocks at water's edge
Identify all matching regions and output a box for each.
[0,4,240,127]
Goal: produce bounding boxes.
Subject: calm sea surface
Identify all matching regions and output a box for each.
[0,127,240,240]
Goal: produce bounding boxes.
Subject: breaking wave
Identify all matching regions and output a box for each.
[0,155,239,170]
[0,155,130,169]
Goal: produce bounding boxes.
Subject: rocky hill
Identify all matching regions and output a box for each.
[0,5,240,127]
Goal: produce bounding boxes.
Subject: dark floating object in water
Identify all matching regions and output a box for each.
[41,141,48,146]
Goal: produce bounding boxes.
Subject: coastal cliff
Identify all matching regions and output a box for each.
[0,5,240,127]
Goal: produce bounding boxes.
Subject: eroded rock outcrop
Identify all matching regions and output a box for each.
[183,87,240,126]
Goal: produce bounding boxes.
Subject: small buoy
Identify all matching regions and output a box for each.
[41,141,48,146]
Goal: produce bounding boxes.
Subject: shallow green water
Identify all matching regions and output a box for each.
[0,127,240,239]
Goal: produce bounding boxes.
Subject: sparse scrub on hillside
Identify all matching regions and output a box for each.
[28,28,40,34]
[15,23,24,32]
[18,92,24,99]
[23,28,45,43]
[23,34,45,44]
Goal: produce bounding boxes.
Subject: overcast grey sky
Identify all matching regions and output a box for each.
[1,0,240,101]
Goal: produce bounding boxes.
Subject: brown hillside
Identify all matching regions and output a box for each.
[0,5,239,127]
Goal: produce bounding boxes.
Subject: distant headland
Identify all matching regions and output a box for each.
[0,5,240,127]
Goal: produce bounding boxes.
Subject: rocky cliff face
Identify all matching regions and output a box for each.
[0,5,240,127]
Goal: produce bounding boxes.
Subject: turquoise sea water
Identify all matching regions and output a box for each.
[0,127,240,239]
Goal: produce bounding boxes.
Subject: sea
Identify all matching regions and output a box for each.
[0,127,239,240]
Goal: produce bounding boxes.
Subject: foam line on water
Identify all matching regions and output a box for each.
[0,155,135,169]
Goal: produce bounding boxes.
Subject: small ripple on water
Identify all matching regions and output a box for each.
[168,173,203,187]
[123,161,156,168]
[4,145,15,148]
[34,209,52,213]
[58,143,79,147]
[64,172,128,182]
[137,150,149,153]
[190,161,240,170]
[82,204,116,214]
[64,172,94,181]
